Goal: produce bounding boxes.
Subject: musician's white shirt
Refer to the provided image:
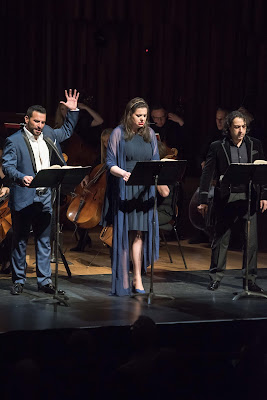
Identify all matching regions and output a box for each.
[24,127,50,172]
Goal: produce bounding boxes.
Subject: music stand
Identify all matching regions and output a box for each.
[126,160,187,304]
[50,188,72,277]
[221,163,267,301]
[29,166,91,306]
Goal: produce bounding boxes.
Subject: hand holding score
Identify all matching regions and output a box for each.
[123,171,131,182]
[260,200,267,213]
[0,187,10,197]
[23,175,33,187]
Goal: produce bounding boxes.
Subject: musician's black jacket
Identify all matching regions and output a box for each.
[199,135,267,207]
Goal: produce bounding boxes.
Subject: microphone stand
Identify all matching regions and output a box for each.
[233,179,267,300]
[50,189,72,278]
[54,183,70,306]
[147,174,174,304]
[221,163,267,301]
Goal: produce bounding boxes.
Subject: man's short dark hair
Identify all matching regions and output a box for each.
[26,105,46,118]
[223,110,250,136]
[150,105,166,113]
[216,106,229,114]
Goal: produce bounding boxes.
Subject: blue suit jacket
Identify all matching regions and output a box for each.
[2,110,79,211]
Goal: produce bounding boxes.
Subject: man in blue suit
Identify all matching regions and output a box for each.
[2,89,79,295]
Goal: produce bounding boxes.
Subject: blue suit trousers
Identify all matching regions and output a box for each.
[11,191,53,286]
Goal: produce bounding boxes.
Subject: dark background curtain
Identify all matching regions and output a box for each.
[1,0,266,174]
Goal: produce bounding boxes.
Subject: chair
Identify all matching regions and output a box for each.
[158,182,187,269]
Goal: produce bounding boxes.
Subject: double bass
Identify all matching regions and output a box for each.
[58,94,101,169]
[66,163,107,229]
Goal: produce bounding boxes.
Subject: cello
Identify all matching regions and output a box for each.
[0,150,12,243]
[0,192,12,242]
[66,163,107,229]
[0,190,12,273]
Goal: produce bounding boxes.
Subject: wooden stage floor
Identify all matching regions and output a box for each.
[0,225,267,333]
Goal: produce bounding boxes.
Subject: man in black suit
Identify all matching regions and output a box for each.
[198,110,267,291]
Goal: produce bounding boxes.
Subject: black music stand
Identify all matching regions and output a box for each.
[126,160,187,305]
[50,188,72,277]
[221,163,267,301]
[29,166,91,306]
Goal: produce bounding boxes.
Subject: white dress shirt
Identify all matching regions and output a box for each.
[24,127,50,191]
[24,127,50,171]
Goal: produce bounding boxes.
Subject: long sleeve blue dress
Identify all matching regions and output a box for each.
[104,125,160,296]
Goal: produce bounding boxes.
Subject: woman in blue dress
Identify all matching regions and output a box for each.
[103,97,169,296]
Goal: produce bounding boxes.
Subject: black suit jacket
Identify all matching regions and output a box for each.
[199,135,267,206]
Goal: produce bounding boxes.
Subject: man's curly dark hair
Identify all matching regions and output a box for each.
[223,110,250,137]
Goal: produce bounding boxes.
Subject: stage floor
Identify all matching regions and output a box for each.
[0,227,267,333]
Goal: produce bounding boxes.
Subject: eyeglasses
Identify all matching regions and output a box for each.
[152,115,166,120]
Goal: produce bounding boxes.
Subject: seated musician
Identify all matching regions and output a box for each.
[156,134,184,239]
[54,92,104,167]
[150,105,187,159]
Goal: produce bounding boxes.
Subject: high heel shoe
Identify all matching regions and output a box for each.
[131,282,146,294]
